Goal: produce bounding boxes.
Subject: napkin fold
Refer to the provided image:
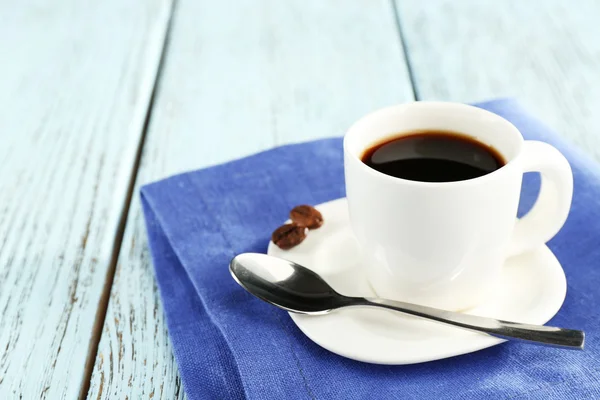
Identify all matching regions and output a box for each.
[141,99,600,400]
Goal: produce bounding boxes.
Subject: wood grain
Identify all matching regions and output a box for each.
[86,0,414,398]
[0,1,172,398]
[395,0,600,161]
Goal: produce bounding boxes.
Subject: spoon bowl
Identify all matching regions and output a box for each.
[230,253,351,314]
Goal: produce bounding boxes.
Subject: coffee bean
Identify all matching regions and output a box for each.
[271,224,308,250]
[290,205,323,229]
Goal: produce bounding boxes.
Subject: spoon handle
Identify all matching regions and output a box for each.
[358,297,584,349]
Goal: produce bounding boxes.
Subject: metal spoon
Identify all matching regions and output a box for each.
[230,253,584,349]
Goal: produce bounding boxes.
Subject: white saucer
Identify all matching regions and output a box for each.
[267,198,567,365]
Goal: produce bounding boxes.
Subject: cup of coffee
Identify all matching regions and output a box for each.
[344,102,573,311]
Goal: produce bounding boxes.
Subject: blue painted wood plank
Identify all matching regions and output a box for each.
[395,0,600,160]
[0,1,172,398]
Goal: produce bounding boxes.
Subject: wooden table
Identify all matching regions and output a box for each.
[1,1,598,398]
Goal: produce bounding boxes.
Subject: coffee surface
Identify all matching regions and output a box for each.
[361,131,505,182]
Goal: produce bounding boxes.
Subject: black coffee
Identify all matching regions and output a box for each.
[361,131,505,182]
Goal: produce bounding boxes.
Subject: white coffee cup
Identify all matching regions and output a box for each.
[344,102,573,311]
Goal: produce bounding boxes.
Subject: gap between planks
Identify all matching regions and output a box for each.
[77,1,179,399]
[390,0,420,100]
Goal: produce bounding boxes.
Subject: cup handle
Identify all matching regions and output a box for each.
[508,141,573,256]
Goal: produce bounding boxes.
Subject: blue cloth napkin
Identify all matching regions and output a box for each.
[141,99,600,400]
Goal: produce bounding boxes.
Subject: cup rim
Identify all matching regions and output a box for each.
[343,101,524,187]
